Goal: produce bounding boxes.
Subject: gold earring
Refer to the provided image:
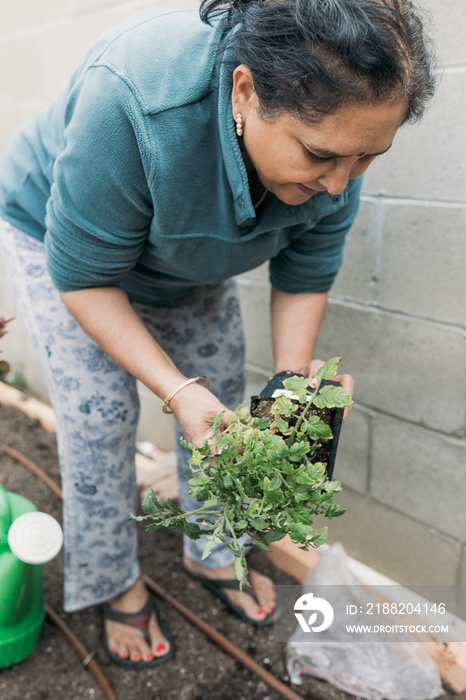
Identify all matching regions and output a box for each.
[235,112,243,137]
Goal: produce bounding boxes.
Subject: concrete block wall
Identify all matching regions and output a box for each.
[0,0,199,452]
[1,1,465,614]
[239,1,466,618]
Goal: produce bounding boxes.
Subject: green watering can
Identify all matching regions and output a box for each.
[0,484,63,667]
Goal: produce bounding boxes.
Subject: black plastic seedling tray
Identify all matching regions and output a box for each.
[250,370,344,480]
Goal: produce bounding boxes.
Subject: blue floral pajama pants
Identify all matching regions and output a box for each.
[1,221,251,611]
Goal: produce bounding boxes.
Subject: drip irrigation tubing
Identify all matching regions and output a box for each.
[44,603,118,700]
[1,442,63,499]
[2,442,307,700]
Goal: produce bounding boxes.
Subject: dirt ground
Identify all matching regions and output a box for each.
[0,404,464,700]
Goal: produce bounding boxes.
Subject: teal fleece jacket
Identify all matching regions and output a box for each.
[0,9,363,304]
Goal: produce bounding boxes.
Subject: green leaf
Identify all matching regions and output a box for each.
[251,537,270,551]
[202,537,216,560]
[234,554,248,588]
[249,517,268,531]
[306,415,333,440]
[276,418,289,433]
[141,490,163,515]
[274,440,289,460]
[189,451,204,467]
[292,484,312,502]
[288,505,314,525]
[283,376,309,398]
[314,357,342,380]
[188,475,206,486]
[235,403,252,423]
[235,519,248,529]
[289,521,313,541]
[307,463,327,480]
[313,385,352,408]
[182,521,205,539]
[273,395,296,418]
[221,474,233,488]
[165,499,182,514]
[180,437,194,454]
[264,529,286,544]
[268,475,282,491]
[327,505,346,518]
[256,417,270,430]
[289,442,310,462]
[310,527,328,547]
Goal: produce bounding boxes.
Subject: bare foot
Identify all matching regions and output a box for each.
[183,555,276,622]
[105,577,170,663]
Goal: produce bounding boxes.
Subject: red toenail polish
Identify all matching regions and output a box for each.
[146,654,153,661]
[120,651,128,659]
[257,608,265,615]
[156,644,166,653]
[109,646,118,654]
[133,654,140,661]
[268,605,274,613]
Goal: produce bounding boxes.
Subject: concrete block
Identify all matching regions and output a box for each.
[314,302,466,435]
[420,0,466,66]
[363,72,466,202]
[237,278,274,372]
[0,0,199,37]
[331,200,379,304]
[0,1,73,36]
[371,415,466,540]
[20,2,202,101]
[240,262,269,285]
[136,381,174,452]
[323,489,460,587]
[335,406,370,494]
[245,365,271,399]
[458,547,466,621]
[380,203,466,327]
[0,256,48,402]
[0,33,45,104]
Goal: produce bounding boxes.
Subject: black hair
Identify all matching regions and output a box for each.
[200,0,436,123]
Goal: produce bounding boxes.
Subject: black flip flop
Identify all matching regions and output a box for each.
[182,564,283,627]
[102,596,175,669]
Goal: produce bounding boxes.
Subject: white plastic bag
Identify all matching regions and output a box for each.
[286,543,443,700]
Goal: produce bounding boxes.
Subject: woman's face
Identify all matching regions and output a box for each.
[231,66,406,205]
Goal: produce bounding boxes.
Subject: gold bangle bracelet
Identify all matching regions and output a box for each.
[162,375,210,414]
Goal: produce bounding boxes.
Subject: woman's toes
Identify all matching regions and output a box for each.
[153,642,169,657]
[148,613,170,657]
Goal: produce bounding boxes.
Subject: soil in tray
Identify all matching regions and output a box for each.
[251,397,340,468]
[0,403,462,700]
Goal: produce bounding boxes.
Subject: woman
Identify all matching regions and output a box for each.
[0,0,435,669]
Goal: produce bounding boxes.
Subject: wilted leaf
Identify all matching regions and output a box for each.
[313,385,352,408]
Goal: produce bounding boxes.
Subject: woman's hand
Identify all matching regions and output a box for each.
[168,382,233,448]
[299,358,355,422]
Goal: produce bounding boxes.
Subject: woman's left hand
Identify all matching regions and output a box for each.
[300,358,354,422]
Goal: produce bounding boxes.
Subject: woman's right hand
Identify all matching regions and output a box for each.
[168,382,233,449]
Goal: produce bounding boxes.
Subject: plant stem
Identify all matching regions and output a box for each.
[286,378,322,447]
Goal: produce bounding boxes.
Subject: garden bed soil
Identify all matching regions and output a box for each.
[0,404,463,700]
